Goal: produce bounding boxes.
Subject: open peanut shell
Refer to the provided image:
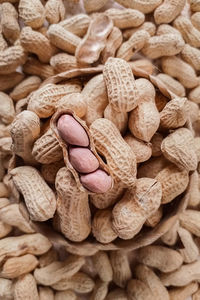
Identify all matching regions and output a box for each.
[50,108,114,194]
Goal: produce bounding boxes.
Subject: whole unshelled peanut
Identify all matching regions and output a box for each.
[154,0,185,24]
[115,0,162,13]
[19,0,45,29]
[1,2,20,43]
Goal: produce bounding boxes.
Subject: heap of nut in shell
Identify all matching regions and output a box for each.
[1,0,200,299]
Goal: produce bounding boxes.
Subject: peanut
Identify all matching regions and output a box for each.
[69,147,99,173]
[191,0,200,11]
[161,260,200,286]
[105,288,128,300]
[156,73,185,97]
[123,22,156,39]
[104,104,128,134]
[41,160,64,184]
[169,282,198,300]
[110,251,132,288]
[137,245,183,273]
[50,53,79,73]
[75,15,113,65]
[10,76,41,102]
[161,220,179,246]
[47,24,81,54]
[180,209,200,237]
[38,248,58,268]
[1,2,20,43]
[178,226,199,263]
[55,290,77,300]
[92,251,113,282]
[161,56,199,89]
[0,92,15,124]
[80,169,112,193]
[191,12,200,30]
[0,278,13,299]
[115,0,162,13]
[188,171,200,207]
[39,287,54,300]
[193,288,200,300]
[155,163,189,204]
[127,279,154,300]
[23,57,55,79]
[52,271,95,293]
[90,118,137,187]
[1,254,38,279]
[154,0,185,24]
[34,255,85,286]
[101,27,123,63]
[10,110,40,164]
[112,178,162,239]
[189,85,200,104]
[57,114,89,146]
[10,166,56,221]
[181,44,200,71]
[19,0,45,29]
[55,167,91,242]
[90,279,109,300]
[105,8,144,29]
[103,57,139,112]
[92,209,118,243]
[45,0,65,24]
[83,0,108,13]
[142,33,184,59]
[14,273,39,300]
[161,128,198,171]
[145,207,163,227]
[60,14,90,37]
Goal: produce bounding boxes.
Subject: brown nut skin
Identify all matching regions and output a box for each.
[57,114,89,147]
[69,147,99,173]
[80,169,112,194]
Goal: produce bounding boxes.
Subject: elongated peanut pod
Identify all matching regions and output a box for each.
[10,166,56,221]
[14,274,39,300]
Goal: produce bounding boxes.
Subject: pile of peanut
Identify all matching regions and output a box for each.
[1,0,200,299]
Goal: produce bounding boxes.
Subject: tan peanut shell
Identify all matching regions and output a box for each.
[14,273,39,300]
[23,57,55,79]
[101,26,123,64]
[51,109,113,193]
[55,290,77,300]
[90,117,136,187]
[0,44,27,75]
[41,160,64,184]
[0,92,15,124]
[161,260,200,287]
[137,245,183,273]
[92,251,113,282]
[145,207,163,227]
[105,288,128,300]
[45,0,65,24]
[104,104,128,134]
[0,233,51,259]
[10,166,56,221]
[75,15,113,65]
[193,288,200,300]
[181,44,200,71]
[160,97,188,129]
[180,209,200,237]
[161,220,179,246]
[39,248,58,268]
[0,221,12,238]
[151,133,163,157]
[191,12,200,31]
[115,0,162,13]
[123,22,156,39]
[47,24,81,54]
[82,74,108,126]
[161,128,198,171]
[129,59,155,77]
[156,73,185,97]
[56,93,87,118]
[142,34,184,59]
[55,167,91,242]
[83,0,108,12]
[103,57,139,112]
[169,282,198,300]
[10,110,40,164]
[90,179,124,209]
[135,264,169,300]
[110,251,132,288]
[20,26,55,64]
[27,82,81,118]
[1,254,38,279]
[178,227,199,263]
[161,56,199,89]
[92,209,118,244]
[10,76,41,101]
[19,0,45,29]
[0,182,10,198]
[32,128,63,164]
[39,287,54,300]
[50,53,79,73]
[34,255,85,286]
[154,0,185,24]
[105,8,144,29]
[188,171,200,207]
[0,278,13,300]
[127,279,154,300]
[60,14,90,37]
[52,271,95,293]
[128,79,160,142]
[1,2,20,43]
[0,203,35,233]
[124,133,152,163]
[117,29,150,61]
[191,0,200,11]
[189,85,200,104]
[0,25,8,51]
[90,279,108,300]
[155,163,189,204]
[112,178,162,239]
[174,16,200,48]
